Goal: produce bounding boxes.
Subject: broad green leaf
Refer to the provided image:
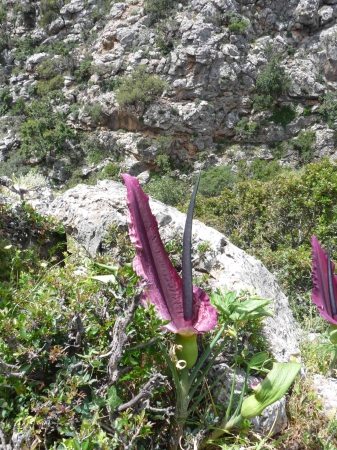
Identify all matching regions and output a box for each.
[329,325,337,345]
[241,362,301,419]
[94,262,118,273]
[91,275,116,284]
[248,352,271,371]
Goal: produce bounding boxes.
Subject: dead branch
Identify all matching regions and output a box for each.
[115,373,167,412]
[107,287,143,384]
[0,357,25,379]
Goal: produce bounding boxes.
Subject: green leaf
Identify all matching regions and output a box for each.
[241,362,301,419]
[107,385,123,410]
[91,275,116,284]
[329,325,337,345]
[230,298,272,321]
[247,352,271,371]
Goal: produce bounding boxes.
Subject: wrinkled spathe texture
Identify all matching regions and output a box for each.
[312,235,337,325]
[121,174,218,335]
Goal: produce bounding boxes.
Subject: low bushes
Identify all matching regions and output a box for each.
[115,65,168,110]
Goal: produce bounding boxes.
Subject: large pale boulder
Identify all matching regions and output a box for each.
[48,180,300,363]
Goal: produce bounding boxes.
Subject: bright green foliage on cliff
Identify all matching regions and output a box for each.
[253,57,291,110]
[144,0,180,25]
[116,65,168,109]
[228,15,249,33]
[0,88,12,116]
[318,91,337,128]
[40,0,63,27]
[270,105,297,127]
[292,130,316,164]
[19,97,77,158]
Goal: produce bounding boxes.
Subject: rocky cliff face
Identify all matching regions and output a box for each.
[1,0,337,183]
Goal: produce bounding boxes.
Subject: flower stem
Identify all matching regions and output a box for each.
[169,368,190,450]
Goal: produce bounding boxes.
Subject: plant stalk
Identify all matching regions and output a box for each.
[169,368,190,450]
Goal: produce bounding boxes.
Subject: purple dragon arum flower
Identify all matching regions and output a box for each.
[121,174,218,340]
[311,235,337,325]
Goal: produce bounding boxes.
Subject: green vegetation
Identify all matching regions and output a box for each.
[228,15,249,33]
[318,91,337,128]
[40,0,63,27]
[0,88,12,116]
[198,165,237,197]
[83,103,105,125]
[89,0,115,24]
[0,4,8,54]
[269,105,297,127]
[13,36,40,61]
[194,159,337,329]
[237,158,286,182]
[292,130,316,165]
[155,19,180,55]
[36,74,64,97]
[98,162,120,181]
[36,39,78,57]
[144,0,179,25]
[10,97,26,116]
[253,57,291,111]
[0,187,335,449]
[155,153,172,173]
[74,56,93,83]
[144,175,189,206]
[19,96,77,159]
[116,65,168,109]
[38,59,64,79]
[235,117,259,139]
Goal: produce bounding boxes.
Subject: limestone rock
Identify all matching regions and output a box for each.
[312,375,337,418]
[294,0,320,27]
[48,180,300,363]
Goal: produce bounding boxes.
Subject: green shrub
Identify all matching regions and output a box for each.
[36,75,64,97]
[89,0,113,23]
[0,88,12,116]
[253,57,291,111]
[292,130,316,164]
[198,165,237,197]
[303,106,312,116]
[228,16,249,33]
[74,57,93,82]
[144,0,180,25]
[10,97,26,116]
[99,162,120,180]
[13,36,39,61]
[235,118,259,139]
[318,92,337,128]
[36,39,77,56]
[38,59,64,80]
[100,77,120,92]
[83,103,104,125]
[116,65,168,109]
[155,20,179,55]
[69,103,80,119]
[19,97,77,158]
[237,158,286,182]
[155,153,172,173]
[144,175,189,206]
[82,134,111,164]
[269,105,297,127]
[40,0,63,27]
